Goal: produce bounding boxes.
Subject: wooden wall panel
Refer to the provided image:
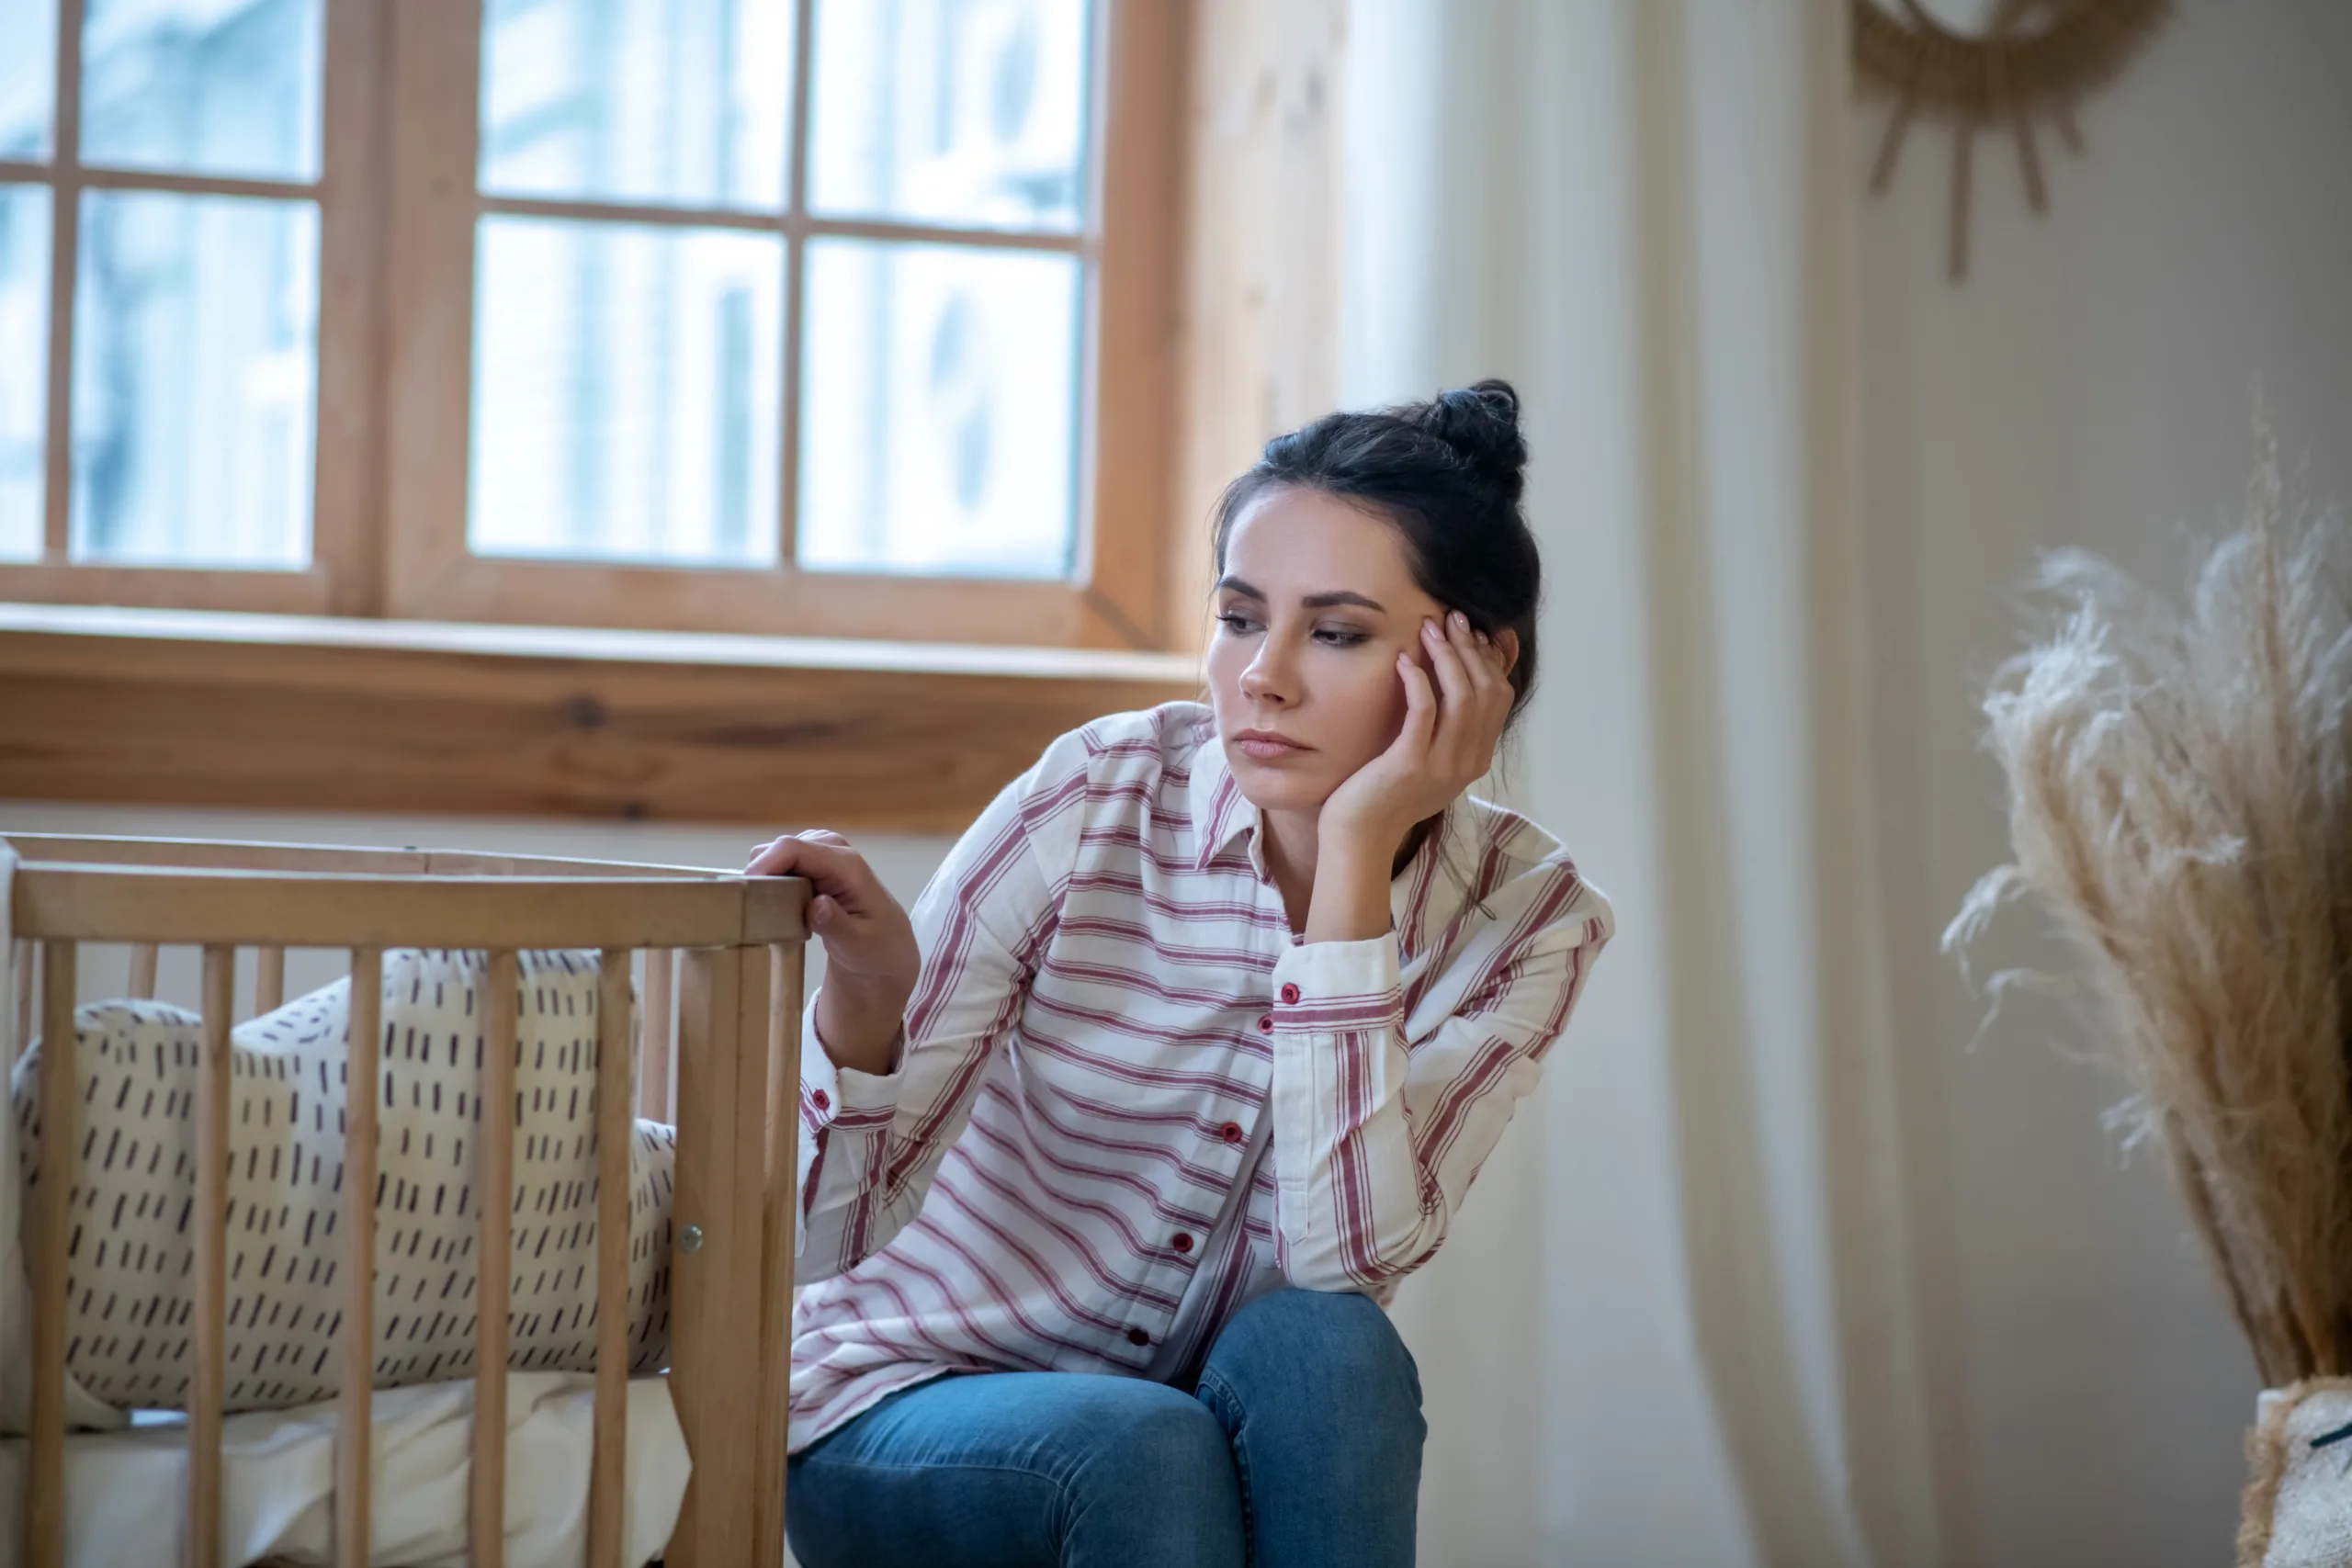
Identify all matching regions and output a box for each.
[1167,0,1350,653]
[0,626,1196,829]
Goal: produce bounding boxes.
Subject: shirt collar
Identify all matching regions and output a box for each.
[1185,713,1464,912]
[1186,717,1262,874]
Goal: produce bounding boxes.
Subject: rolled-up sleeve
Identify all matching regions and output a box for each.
[792,733,1088,1282]
[1267,863,1611,1293]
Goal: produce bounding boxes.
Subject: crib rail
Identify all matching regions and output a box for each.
[15,864,804,949]
[4,834,810,1568]
[4,833,753,878]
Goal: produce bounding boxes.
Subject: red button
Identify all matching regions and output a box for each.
[1257,1014,1272,1032]
[1126,1326,1150,1347]
[1219,1122,1244,1144]
[1279,983,1301,1005]
[810,1089,831,1111]
[1172,1232,1194,1254]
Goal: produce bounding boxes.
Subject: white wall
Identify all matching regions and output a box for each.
[1858,3,2352,1563]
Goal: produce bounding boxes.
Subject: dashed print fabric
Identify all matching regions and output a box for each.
[9,948,674,1415]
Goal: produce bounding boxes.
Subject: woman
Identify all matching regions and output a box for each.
[752,379,1612,1568]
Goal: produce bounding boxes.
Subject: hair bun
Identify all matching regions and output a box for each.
[1419,378,1526,505]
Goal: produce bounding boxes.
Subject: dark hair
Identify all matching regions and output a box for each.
[1210,378,1543,732]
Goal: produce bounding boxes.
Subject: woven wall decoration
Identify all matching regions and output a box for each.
[1855,0,2170,280]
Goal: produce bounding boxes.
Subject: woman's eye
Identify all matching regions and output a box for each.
[1214,612,1363,646]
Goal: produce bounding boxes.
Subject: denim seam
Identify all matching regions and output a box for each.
[800,1446,1099,1529]
[792,1455,1069,1565]
[797,1455,1073,1486]
[1194,1366,1259,1560]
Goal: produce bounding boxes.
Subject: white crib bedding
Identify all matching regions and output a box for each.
[0,1371,689,1568]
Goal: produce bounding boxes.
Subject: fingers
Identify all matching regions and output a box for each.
[746,833,918,998]
[1419,615,1472,716]
[1416,612,1513,783]
[1393,650,1437,752]
[1419,615,1486,775]
[748,829,851,867]
[1456,615,1508,697]
[748,828,847,862]
[744,831,876,908]
[1441,611,1512,698]
[1459,620,1513,750]
[748,833,846,879]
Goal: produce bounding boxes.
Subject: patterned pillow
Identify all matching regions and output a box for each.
[9,948,674,1414]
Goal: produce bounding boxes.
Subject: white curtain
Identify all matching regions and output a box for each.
[1343,4,1944,1562]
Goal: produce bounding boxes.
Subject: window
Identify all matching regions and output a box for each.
[0,0,1185,649]
[0,0,365,615]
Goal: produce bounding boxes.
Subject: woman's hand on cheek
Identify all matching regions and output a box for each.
[1318,611,1514,850]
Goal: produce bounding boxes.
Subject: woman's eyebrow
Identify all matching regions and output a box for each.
[1215,576,1385,614]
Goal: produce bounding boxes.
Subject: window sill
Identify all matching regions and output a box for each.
[0,604,1203,829]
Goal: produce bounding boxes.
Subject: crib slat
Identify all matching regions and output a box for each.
[589,949,634,1568]
[665,948,728,1568]
[128,942,158,999]
[255,945,287,1015]
[665,945,773,1568]
[189,945,235,1568]
[337,948,383,1568]
[26,941,76,1568]
[754,941,807,1568]
[10,937,32,1070]
[640,947,673,1121]
[472,948,519,1568]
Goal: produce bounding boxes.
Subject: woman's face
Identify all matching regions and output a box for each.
[1204,485,1450,818]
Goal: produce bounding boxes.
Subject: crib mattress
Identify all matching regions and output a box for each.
[0,1371,689,1568]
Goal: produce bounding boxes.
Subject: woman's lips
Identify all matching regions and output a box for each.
[1233,733,1308,761]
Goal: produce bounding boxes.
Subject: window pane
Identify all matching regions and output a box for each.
[80,0,322,182]
[71,191,316,567]
[471,216,783,567]
[0,185,48,560]
[481,0,793,211]
[809,0,1090,233]
[0,0,57,159]
[798,239,1079,578]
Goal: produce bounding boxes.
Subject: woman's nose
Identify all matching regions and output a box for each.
[1239,651,1290,705]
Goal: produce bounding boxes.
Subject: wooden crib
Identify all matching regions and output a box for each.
[4,832,811,1568]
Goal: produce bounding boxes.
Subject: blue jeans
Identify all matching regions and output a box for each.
[785,1288,1426,1567]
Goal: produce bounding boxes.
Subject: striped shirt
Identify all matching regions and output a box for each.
[787,702,1612,1451]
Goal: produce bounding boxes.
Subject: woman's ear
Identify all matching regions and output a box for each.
[1495,627,1521,679]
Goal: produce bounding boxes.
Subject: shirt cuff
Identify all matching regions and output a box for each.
[801,989,904,1133]
[1269,932,1404,1033]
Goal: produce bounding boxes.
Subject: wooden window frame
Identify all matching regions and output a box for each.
[1,0,1188,652]
[0,0,1374,831]
[0,0,388,619]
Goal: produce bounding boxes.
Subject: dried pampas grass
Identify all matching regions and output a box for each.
[1946,434,2352,1387]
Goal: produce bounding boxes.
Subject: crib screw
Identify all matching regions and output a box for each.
[678,1224,704,1254]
